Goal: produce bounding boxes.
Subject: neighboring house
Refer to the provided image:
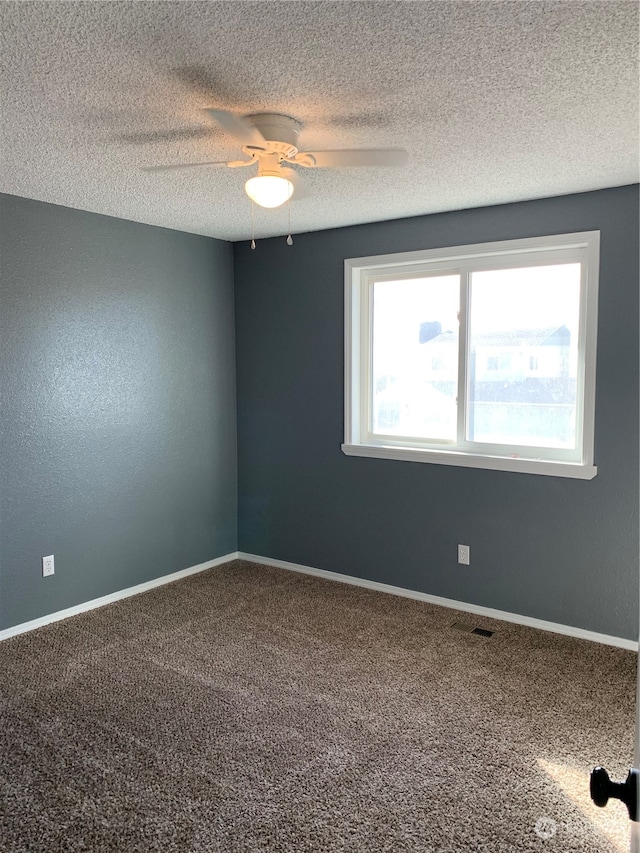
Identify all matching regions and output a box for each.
[375,323,576,446]
[420,322,574,401]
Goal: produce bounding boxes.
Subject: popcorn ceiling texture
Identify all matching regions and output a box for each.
[0,1,638,241]
[0,560,634,852]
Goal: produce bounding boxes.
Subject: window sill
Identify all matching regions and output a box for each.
[341,443,597,480]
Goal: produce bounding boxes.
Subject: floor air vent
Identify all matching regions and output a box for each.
[450,621,473,632]
[450,621,494,638]
[471,627,494,638]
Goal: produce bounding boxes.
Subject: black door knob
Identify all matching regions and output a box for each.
[590,767,639,822]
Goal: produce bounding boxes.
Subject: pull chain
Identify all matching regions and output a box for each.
[250,200,256,250]
[286,196,293,246]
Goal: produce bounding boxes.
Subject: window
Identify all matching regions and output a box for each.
[486,355,511,371]
[343,232,599,478]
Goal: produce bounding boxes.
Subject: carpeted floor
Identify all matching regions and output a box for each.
[0,559,635,852]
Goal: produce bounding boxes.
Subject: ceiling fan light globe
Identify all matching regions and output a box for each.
[245,175,293,209]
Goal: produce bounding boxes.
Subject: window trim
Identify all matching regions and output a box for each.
[343,232,599,479]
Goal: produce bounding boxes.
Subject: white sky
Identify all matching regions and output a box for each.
[470,264,581,333]
[373,263,580,338]
[373,263,581,372]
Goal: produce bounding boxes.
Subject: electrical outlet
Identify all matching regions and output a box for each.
[457,544,470,566]
[42,554,55,577]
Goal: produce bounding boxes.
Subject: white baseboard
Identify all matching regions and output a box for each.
[0,552,239,642]
[238,552,638,652]
[4,550,635,652]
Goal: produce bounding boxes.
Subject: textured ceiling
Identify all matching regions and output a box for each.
[1,1,638,242]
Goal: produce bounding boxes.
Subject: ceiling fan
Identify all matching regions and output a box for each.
[144,110,408,208]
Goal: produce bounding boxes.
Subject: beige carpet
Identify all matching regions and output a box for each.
[0,559,635,852]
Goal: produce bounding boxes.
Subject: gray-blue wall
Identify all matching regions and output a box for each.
[234,185,639,641]
[0,194,237,630]
[2,187,637,640]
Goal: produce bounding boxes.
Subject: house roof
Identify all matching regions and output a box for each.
[423,327,570,347]
[1,1,637,241]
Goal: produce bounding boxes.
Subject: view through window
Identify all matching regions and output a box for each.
[344,233,599,478]
[467,264,580,449]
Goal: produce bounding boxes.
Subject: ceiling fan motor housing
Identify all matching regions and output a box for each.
[242,113,301,160]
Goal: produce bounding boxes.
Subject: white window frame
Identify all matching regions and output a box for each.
[343,232,599,479]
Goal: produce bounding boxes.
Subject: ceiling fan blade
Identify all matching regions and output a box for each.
[281,166,309,200]
[142,159,253,173]
[205,109,265,147]
[293,149,408,169]
[117,128,215,146]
